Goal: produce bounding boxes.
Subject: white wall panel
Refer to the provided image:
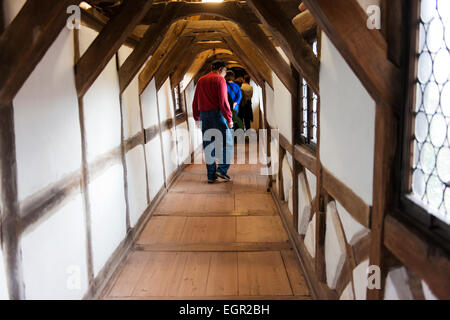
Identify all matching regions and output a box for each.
[145,138,165,200]
[176,122,191,165]
[21,195,88,299]
[0,249,8,300]
[141,79,160,129]
[319,33,376,205]
[158,79,175,122]
[126,146,148,227]
[161,129,179,179]
[89,164,127,276]
[14,29,82,202]
[119,46,144,139]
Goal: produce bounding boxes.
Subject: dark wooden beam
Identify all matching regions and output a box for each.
[302,0,402,109]
[0,104,24,299]
[75,0,154,98]
[154,36,196,90]
[322,167,371,228]
[138,21,188,94]
[80,9,139,48]
[224,21,296,95]
[142,1,261,25]
[384,215,450,299]
[0,0,79,105]
[247,0,320,93]
[367,103,398,300]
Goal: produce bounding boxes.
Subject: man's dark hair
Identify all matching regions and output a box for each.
[211,60,227,71]
[244,74,251,83]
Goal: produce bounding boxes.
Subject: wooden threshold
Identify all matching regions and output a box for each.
[134,242,291,252]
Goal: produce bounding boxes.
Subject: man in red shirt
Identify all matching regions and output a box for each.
[193,60,234,183]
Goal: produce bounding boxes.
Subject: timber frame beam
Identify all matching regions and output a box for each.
[0,0,80,105]
[75,0,154,98]
[247,0,320,93]
[120,1,294,95]
[302,0,402,108]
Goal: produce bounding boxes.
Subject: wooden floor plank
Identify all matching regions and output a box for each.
[157,193,235,214]
[206,252,238,296]
[177,252,212,297]
[236,216,289,243]
[107,251,151,297]
[281,249,310,296]
[235,193,277,214]
[137,216,187,245]
[134,242,291,252]
[131,252,188,297]
[238,251,293,296]
[180,217,236,244]
[101,143,312,300]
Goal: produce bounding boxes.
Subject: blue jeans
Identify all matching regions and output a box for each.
[200,110,234,180]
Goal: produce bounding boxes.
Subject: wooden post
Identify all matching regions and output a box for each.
[0,103,25,299]
[291,66,301,230]
[367,103,398,300]
[74,28,94,283]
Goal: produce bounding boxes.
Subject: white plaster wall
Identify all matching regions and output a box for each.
[2,0,26,27]
[336,200,370,245]
[422,280,438,300]
[21,195,88,299]
[185,82,203,151]
[158,79,179,177]
[145,138,165,200]
[89,164,127,277]
[141,80,165,199]
[319,33,376,205]
[118,46,144,139]
[125,146,148,228]
[141,79,160,129]
[14,29,82,202]
[158,79,176,122]
[325,201,347,289]
[384,267,413,300]
[272,73,292,143]
[0,249,8,300]
[265,82,276,129]
[176,122,191,165]
[353,259,370,300]
[79,26,122,162]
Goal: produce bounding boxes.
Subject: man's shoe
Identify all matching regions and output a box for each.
[208,178,217,184]
[216,172,231,182]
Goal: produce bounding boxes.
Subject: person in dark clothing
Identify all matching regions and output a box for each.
[192,60,234,184]
[225,71,244,130]
[239,75,254,130]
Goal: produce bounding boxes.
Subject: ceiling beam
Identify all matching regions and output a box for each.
[0,0,79,105]
[138,21,188,94]
[75,0,154,98]
[302,0,401,108]
[246,0,319,93]
[171,45,232,89]
[154,36,196,90]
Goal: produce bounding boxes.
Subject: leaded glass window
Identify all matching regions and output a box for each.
[410,0,450,224]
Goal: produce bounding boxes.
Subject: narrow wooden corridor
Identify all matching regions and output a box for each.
[103,145,311,300]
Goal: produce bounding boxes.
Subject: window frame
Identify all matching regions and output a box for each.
[294,30,321,153]
[399,0,450,241]
[172,83,185,117]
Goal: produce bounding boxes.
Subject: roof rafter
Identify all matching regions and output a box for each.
[75,0,154,98]
[247,0,320,93]
[0,0,79,105]
[302,0,401,108]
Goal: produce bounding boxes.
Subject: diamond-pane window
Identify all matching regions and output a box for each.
[410,0,450,224]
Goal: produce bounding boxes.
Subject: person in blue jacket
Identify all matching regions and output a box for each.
[225,71,244,129]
